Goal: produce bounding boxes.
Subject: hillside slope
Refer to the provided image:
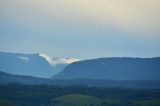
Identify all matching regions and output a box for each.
[0,71,53,85]
[54,57,160,80]
[0,52,79,78]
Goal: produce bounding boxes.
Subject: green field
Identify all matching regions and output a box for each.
[51,94,102,106]
[0,84,160,106]
[50,94,160,106]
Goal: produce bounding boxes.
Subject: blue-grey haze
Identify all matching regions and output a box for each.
[0,0,160,59]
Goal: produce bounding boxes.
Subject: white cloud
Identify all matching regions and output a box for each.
[52,58,80,65]
[39,53,79,65]
[39,53,53,64]
[18,56,29,61]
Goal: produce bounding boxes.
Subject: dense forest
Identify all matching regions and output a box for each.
[0,84,160,106]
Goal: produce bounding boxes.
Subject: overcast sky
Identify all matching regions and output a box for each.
[0,0,160,59]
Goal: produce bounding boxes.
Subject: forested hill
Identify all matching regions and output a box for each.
[54,57,160,80]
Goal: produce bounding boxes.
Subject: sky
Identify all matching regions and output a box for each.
[0,0,160,59]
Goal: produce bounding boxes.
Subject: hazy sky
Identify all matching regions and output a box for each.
[0,0,160,59]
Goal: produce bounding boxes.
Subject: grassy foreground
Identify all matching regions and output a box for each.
[0,84,160,106]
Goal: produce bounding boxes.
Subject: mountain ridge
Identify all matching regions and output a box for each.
[53,57,160,80]
[1,70,160,88]
[0,52,79,78]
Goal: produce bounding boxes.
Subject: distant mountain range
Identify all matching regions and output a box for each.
[53,57,160,80]
[0,70,53,85]
[0,52,160,88]
[0,70,160,89]
[0,52,79,78]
